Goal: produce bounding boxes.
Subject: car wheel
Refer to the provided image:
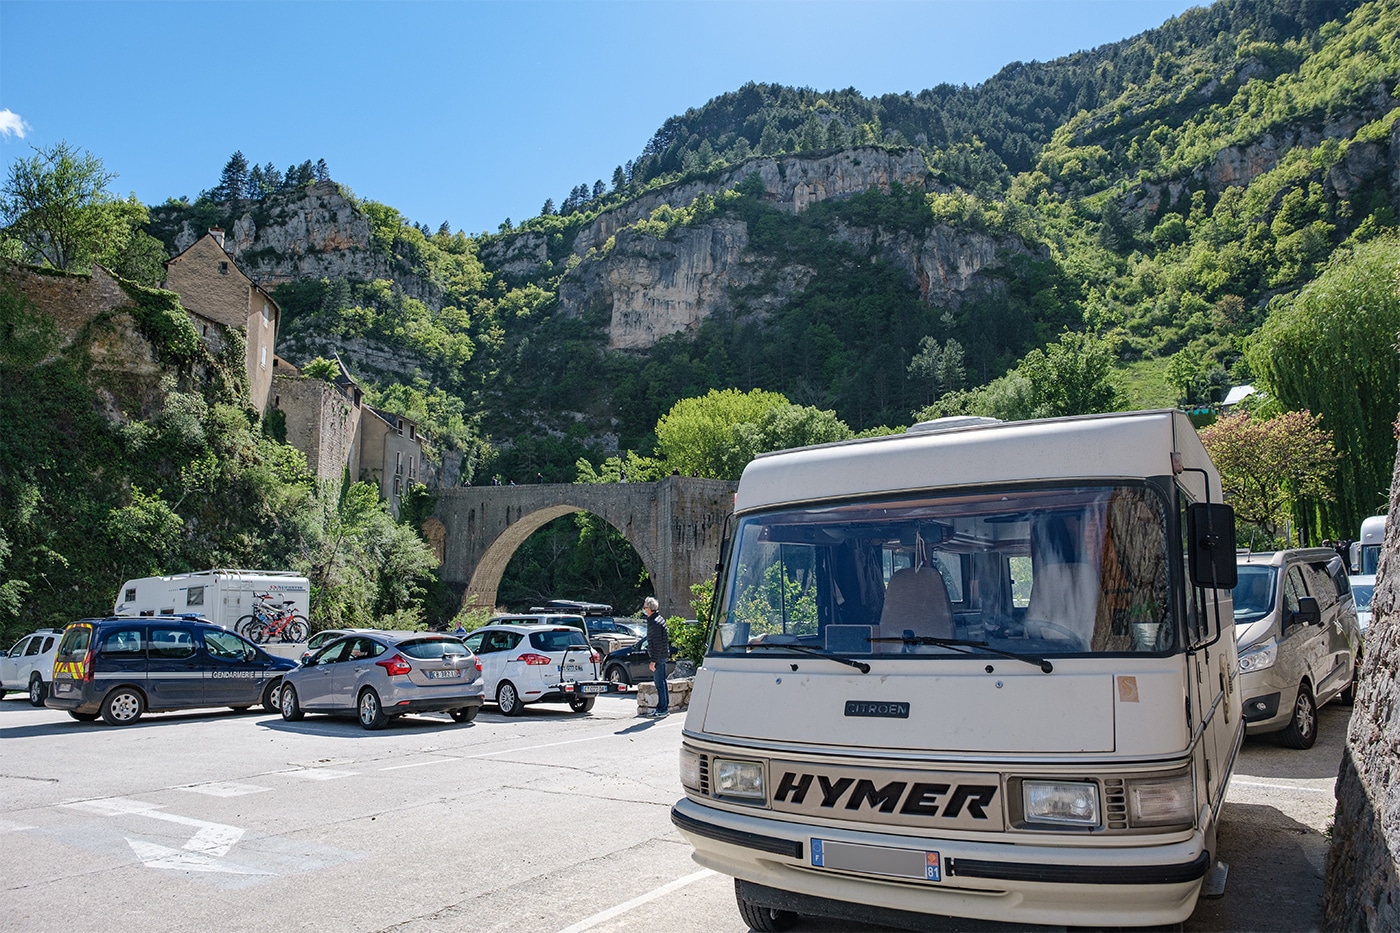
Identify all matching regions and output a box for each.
[1279,683,1318,749]
[358,688,389,729]
[735,883,797,932]
[262,680,283,712]
[449,707,478,723]
[605,665,630,686]
[568,696,596,714]
[496,681,523,716]
[28,674,47,707]
[280,684,304,721]
[68,710,99,722]
[100,687,145,726]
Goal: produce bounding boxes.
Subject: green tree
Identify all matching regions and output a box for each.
[1247,236,1400,530]
[1199,410,1337,542]
[216,150,249,203]
[1,141,118,271]
[654,388,790,478]
[1016,331,1125,418]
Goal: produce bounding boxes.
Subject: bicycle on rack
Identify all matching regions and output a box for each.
[235,593,310,644]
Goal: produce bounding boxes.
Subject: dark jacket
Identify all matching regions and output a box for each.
[645,611,669,664]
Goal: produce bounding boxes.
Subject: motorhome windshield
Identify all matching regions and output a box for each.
[712,483,1175,659]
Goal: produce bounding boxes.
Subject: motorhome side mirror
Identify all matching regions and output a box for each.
[1187,503,1238,589]
[1292,596,1322,628]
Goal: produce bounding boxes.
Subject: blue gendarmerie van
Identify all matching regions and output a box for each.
[45,615,297,725]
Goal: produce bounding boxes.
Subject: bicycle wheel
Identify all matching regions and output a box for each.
[235,614,258,638]
[285,616,310,642]
[248,621,271,644]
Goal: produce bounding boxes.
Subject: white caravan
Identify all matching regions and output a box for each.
[1354,514,1385,575]
[673,410,1242,930]
[114,570,311,633]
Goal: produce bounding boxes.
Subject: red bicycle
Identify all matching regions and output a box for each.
[236,594,310,643]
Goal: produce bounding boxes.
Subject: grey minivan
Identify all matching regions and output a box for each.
[1233,548,1361,748]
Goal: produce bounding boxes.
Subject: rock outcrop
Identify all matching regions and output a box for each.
[1324,430,1400,929]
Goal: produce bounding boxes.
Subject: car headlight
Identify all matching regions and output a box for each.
[1127,772,1195,826]
[1023,780,1099,826]
[1238,640,1278,673]
[679,747,702,792]
[713,758,765,800]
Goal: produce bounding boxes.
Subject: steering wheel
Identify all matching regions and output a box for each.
[1026,618,1086,650]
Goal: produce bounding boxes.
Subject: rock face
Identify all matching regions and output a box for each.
[1324,432,1400,929]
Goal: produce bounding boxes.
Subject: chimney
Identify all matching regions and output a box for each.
[209,227,226,248]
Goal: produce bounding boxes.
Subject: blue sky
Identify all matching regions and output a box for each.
[1,0,1200,236]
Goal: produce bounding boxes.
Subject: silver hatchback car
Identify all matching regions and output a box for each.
[279,631,485,729]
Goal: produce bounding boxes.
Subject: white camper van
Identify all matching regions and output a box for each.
[1354,514,1385,575]
[672,410,1241,930]
[114,570,311,635]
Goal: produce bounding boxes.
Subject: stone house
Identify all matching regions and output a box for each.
[164,229,281,413]
[359,406,424,519]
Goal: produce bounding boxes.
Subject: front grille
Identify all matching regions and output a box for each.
[1103,777,1127,829]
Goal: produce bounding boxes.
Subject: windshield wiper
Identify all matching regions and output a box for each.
[743,641,871,674]
[868,634,1054,673]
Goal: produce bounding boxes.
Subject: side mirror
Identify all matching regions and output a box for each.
[1291,596,1321,628]
[1187,503,1237,589]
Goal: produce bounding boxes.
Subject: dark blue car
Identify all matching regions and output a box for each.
[45,615,297,725]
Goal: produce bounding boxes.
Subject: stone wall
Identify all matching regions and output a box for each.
[1324,431,1400,929]
[636,677,693,714]
[271,373,361,481]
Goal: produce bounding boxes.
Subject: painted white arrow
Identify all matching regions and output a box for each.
[65,797,265,872]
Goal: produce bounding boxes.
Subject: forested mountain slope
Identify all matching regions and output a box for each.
[151,0,1397,491]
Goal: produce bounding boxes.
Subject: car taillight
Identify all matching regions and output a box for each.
[376,654,412,676]
[517,653,553,665]
[590,650,601,664]
[474,658,483,672]
[83,644,95,682]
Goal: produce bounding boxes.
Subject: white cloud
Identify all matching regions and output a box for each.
[0,109,31,138]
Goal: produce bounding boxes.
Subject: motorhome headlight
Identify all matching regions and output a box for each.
[679,746,702,792]
[1022,781,1100,826]
[713,758,765,800]
[1238,639,1278,673]
[1127,772,1195,826]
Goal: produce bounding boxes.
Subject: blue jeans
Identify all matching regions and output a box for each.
[653,664,669,713]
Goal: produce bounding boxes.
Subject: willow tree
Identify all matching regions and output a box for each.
[1247,235,1400,534]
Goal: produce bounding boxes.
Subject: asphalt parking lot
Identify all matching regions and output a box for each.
[0,695,1348,932]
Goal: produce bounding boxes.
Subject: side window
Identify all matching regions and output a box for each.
[100,628,145,659]
[41,636,55,653]
[24,636,43,657]
[1283,566,1307,616]
[204,630,252,662]
[1304,562,1337,610]
[150,628,195,659]
[1179,495,1204,644]
[461,633,485,653]
[187,586,205,608]
[346,638,383,661]
[8,637,29,656]
[312,640,352,665]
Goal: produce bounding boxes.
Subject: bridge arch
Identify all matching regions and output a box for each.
[429,477,737,617]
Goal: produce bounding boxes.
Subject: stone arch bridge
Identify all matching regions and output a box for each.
[426,477,738,616]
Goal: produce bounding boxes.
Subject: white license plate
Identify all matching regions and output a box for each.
[581,683,607,694]
[427,669,461,679]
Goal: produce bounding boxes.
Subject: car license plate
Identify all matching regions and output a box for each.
[581,683,607,694]
[427,669,461,679]
[810,838,941,882]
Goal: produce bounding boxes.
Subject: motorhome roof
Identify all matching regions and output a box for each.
[736,409,1217,513]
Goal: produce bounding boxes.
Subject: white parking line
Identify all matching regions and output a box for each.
[380,757,462,771]
[1231,778,1334,795]
[554,869,716,933]
[178,781,271,797]
[465,734,614,759]
[280,768,359,781]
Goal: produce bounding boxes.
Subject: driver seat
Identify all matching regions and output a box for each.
[878,567,955,648]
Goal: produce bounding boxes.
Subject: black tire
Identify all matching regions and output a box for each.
[568,695,596,713]
[68,710,99,722]
[28,674,47,707]
[735,884,798,932]
[285,616,310,642]
[449,706,479,723]
[262,679,282,712]
[358,688,389,729]
[1279,683,1318,749]
[496,680,524,716]
[280,683,304,721]
[248,621,271,644]
[234,614,258,638]
[100,687,145,726]
[605,665,631,686]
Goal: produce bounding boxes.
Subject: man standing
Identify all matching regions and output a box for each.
[644,596,669,719]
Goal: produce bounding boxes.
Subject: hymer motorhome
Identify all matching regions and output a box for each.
[672,410,1241,930]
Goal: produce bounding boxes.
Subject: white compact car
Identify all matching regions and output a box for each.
[1,628,64,706]
[460,623,626,715]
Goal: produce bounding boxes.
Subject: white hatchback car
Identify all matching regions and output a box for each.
[461,623,626,715]
[1,628,64,706]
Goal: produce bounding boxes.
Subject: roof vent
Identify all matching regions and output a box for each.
[906,416,1002,434]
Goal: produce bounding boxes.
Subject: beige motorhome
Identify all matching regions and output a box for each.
[672,410,1241,930]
